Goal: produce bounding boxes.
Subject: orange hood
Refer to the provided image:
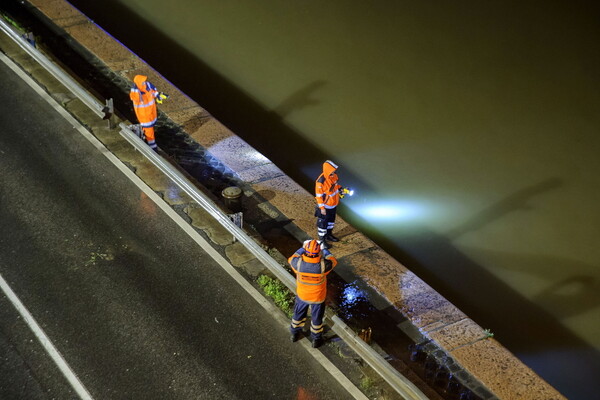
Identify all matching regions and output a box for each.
[134,75,147,91]
[322,160,338,177]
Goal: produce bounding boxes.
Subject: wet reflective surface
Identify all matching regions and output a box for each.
[337,282,372,321]
[326,275,487,399]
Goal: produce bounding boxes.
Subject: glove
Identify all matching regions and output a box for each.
[156,92,169,104]
[340,187,353,198]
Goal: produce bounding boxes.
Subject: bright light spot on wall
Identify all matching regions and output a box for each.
[364,205,404,218]
[347,199,426,222]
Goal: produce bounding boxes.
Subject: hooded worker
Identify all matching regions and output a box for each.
[289,239,337,348]
[129,75,167,151]
[314,160,343,248]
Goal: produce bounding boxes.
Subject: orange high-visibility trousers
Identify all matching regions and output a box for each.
[130,75,158,150]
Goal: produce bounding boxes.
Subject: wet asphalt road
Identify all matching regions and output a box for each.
[0,58,349,399]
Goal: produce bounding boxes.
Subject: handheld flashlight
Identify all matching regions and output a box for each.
[341,187,354,198]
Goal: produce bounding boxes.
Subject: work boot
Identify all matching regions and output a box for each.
[290,332,300,343]
[312,337,324,348]
[325,233,339,242]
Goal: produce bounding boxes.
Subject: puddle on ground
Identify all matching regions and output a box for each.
[331,280,374,322]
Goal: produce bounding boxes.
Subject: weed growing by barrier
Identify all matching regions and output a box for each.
[257,275,294,317]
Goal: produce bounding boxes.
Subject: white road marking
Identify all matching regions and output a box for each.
[0,51,95,400]
[0,273,94,400]
[0,50,368,400]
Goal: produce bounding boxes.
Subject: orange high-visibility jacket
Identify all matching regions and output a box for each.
[130,75,158,128]
[289,248,337,303]
[315,160,342,211]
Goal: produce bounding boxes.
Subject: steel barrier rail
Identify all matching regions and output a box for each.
[331,315,427,400]
[119,124,429,400]
[117,123,298,292]
[0,16,427,398]
[0,18,106,118]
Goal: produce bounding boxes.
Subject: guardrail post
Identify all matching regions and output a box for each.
[23,32,35,47]
[228,212,243,243]
[103,98,115,129]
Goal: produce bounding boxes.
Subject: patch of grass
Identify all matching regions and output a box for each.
[257,275,294,317]
[483,328,494,338]
[1,13,26,32]
[359,376,375,391]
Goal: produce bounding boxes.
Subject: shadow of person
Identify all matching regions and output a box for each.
[445,177,563,240]
[534,274,600,319]
[272,80,327,118]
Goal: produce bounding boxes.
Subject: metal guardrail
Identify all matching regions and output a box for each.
[119,129,428,400]
[117,123,298,292]
[0,16,428,399]
[0,18,106,118]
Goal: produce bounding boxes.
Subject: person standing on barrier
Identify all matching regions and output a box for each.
[289,239,337,348]
[314,160,346,249]
[129,74,168,152]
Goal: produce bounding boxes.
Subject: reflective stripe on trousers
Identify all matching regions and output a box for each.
[290,298,326,340]
[317,207,336,237]
[142,126,157,150]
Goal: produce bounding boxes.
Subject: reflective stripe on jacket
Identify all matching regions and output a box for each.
[315,160,341,210]
[288,247,337,303]
[130,75,158,127]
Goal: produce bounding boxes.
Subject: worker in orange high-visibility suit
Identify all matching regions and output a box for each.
[130,75,167,151]
[315,160,344,249]
[289,239,337,348]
